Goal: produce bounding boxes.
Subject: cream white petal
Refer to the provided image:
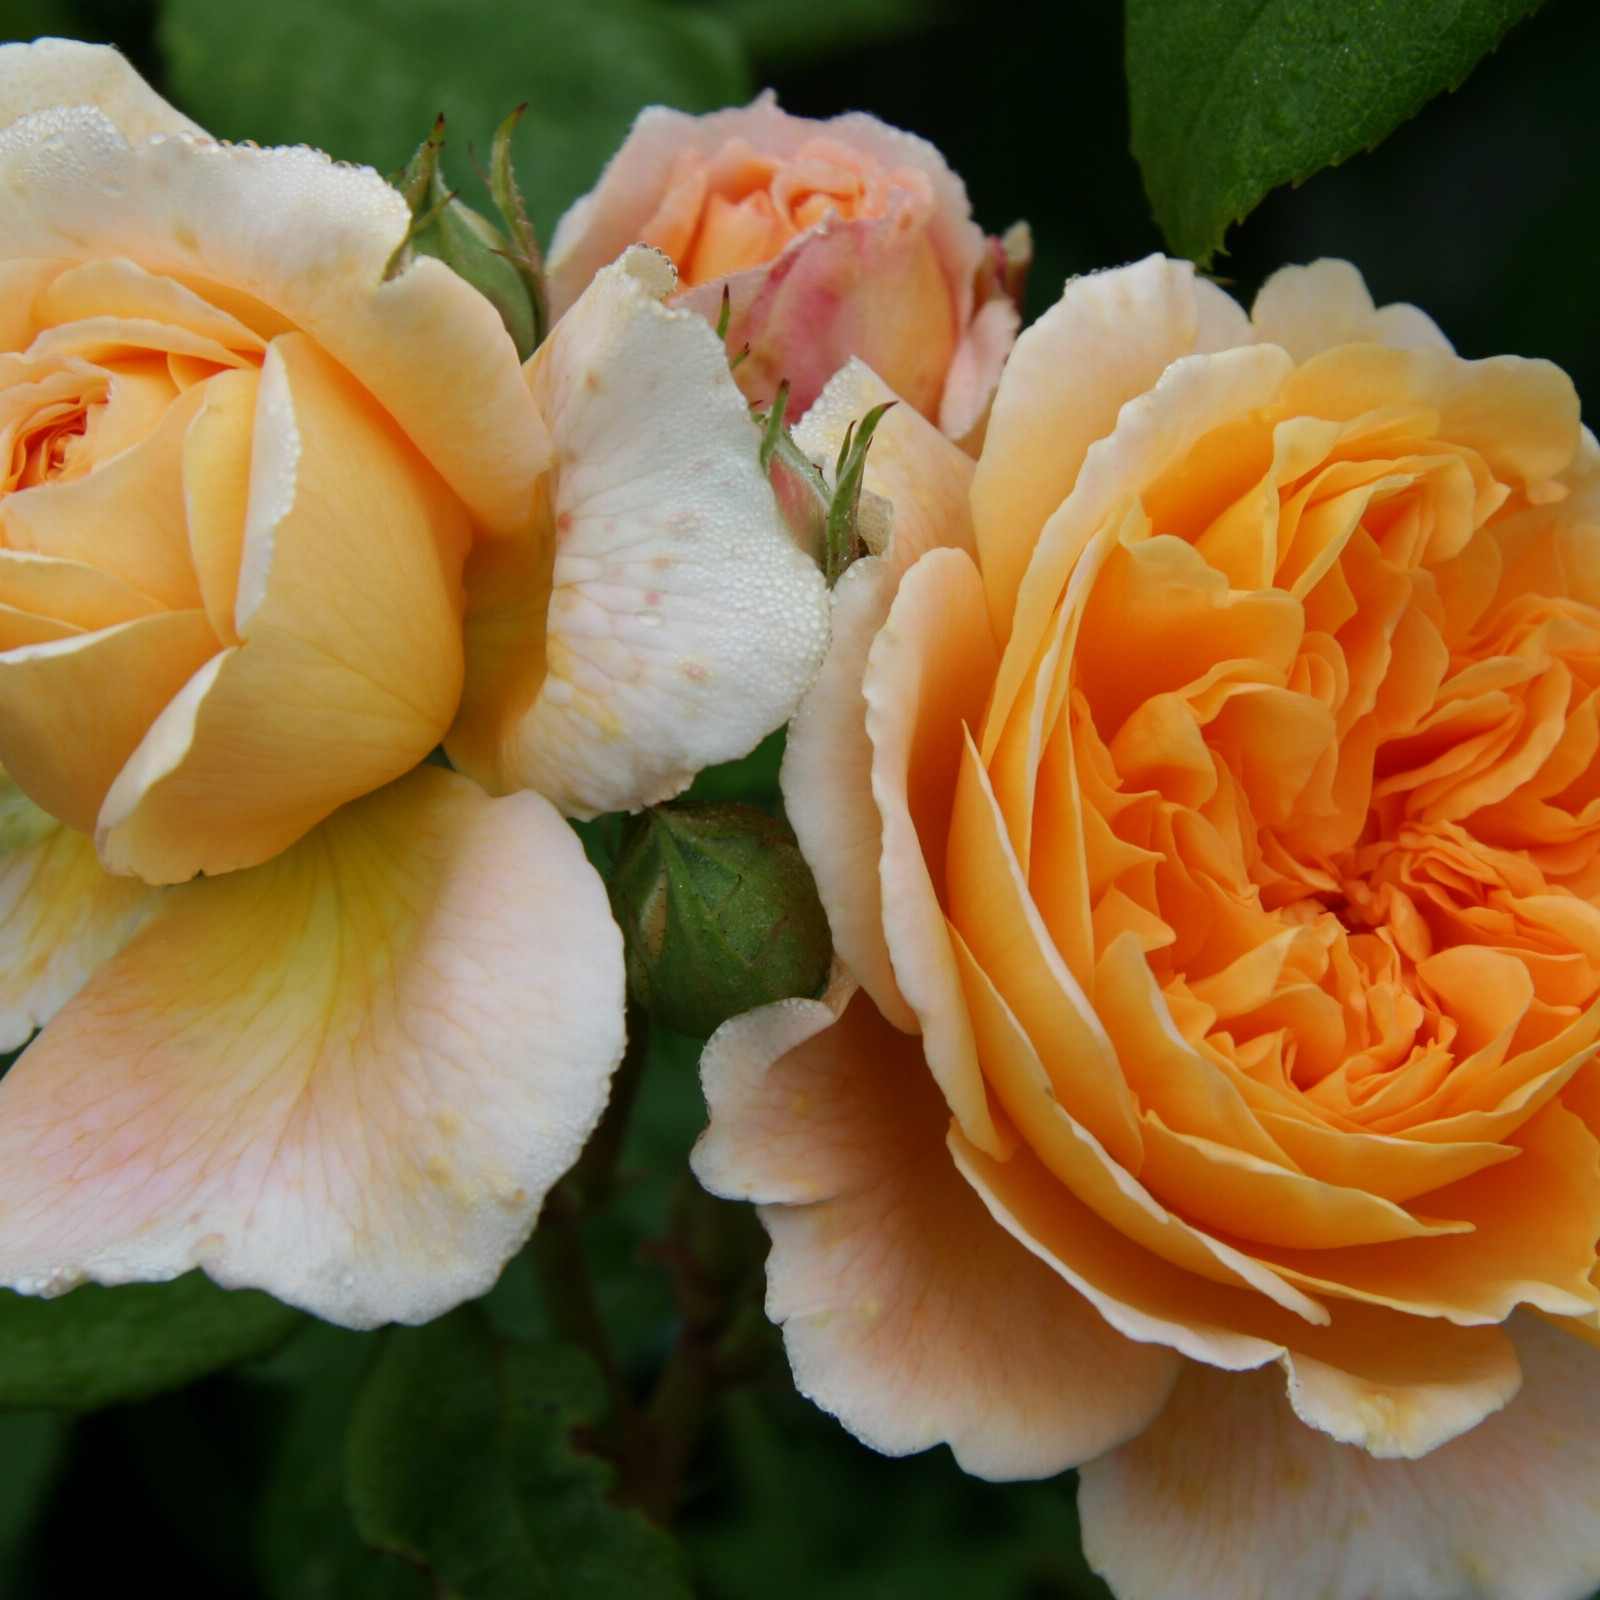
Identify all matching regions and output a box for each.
[0,767,624,1327]
[468,248,828,817]
[1080,1316,1600,1600]
[0,38,203,143]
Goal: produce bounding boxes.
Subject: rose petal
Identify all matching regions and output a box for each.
[969,255,1253,644]
[450,249,827,818]
[97,333,470,883]
[1080,1316,1600,1600]
[0,765,624,1327]
[0,38,204,143]
[0,767,154,1052]
[1251,257,1453,364]
[693,983,1181,1479]
[784,359,978,1032]
[0,77,546,532]
[0,609,220,833]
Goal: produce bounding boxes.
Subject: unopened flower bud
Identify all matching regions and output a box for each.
[607,803,832,1039]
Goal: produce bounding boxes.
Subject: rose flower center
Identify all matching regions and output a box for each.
[1061,375,1600,1135]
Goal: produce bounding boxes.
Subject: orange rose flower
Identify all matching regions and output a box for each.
[545,94,1023,445]
[695,256,1600,1599]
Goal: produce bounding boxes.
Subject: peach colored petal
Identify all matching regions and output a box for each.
[0,610,220,832]
[0,767,154,1051]
[0,85,546,533]
[0,765,623,1326]
[0,38,204,143]
[1080,1316,1600,1600]
[97,333,470,883]
[982,343,1294,765]
[784,359,978,1031]
[969,255,1253,644]
[181,365,256,645]
[460,250,827,818]
[1251,258,1452,364]
[1,378,205,610]
[863,547,1003,1149]
[0,549,161,632]
[940,292,1020,445]
[693,984,1181,1479]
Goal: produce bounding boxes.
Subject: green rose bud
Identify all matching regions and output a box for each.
[388,112,547,360]
[607,803,832,1039]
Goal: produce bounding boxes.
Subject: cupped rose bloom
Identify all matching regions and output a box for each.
[0,41,826,1327]
[695,255,1600,1598]
[546,93,1021,445]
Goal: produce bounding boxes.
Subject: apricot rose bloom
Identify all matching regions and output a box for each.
[546,94,1022,445]
[695,256,1600,1598]
[0,42,826,1326]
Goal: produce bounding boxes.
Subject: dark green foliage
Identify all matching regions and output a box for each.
[1127,0,1547,263]
[345,1307,691,1600]
[159,0,748,236]
[0,1274,302,1413]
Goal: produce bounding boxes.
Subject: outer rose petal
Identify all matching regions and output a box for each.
[1252,257,1453,364]
[0,768,154,1052]
[449,249,828,818]
[0,765,624,1327]
[0,59,547,533]
[0,38,203,144]
[1080,1317,1600,1600]
[694,982,1181,1479]
[785,359,978,1032]
[969,254,1253,642]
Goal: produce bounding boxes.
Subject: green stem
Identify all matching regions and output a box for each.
[564,1003,651,1218]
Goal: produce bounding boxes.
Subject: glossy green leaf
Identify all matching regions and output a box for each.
[345,1307,691,1600]
[1126,0,1546,265]
[0,1273,301,1413]
[159,0,748,235]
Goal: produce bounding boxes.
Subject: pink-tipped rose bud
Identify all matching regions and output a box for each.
[547,93,1025,446]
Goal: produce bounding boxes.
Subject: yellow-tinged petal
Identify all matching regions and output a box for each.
[1251,258,1452,364]
[0,765,624,1327]
[693,983,1181,1479]
[0,610,220,833]
[451,249,827,816]
[0,76,546,532]
[0,767,154,1052]
[97,333,470,883]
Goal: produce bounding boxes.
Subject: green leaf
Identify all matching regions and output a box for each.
[159,0,749,236]
[345,1307,691,1600]
[1126,0,1547,265]
[0,1411,68,1588]
[255,1324,427,1600]
[0,1273,302,1412]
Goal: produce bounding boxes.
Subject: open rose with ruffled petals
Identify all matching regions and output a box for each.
[0,41,827,1328]
[546,93,1022,445]
[695,254,1600,1599]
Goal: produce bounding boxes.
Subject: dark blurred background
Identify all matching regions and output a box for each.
[1,0,1598,1594]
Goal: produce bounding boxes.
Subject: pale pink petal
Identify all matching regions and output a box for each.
[0,767,154,1052]
[0,766,624,1327]
[1080,1316,1600,1600]
[694,983,1180,1479]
